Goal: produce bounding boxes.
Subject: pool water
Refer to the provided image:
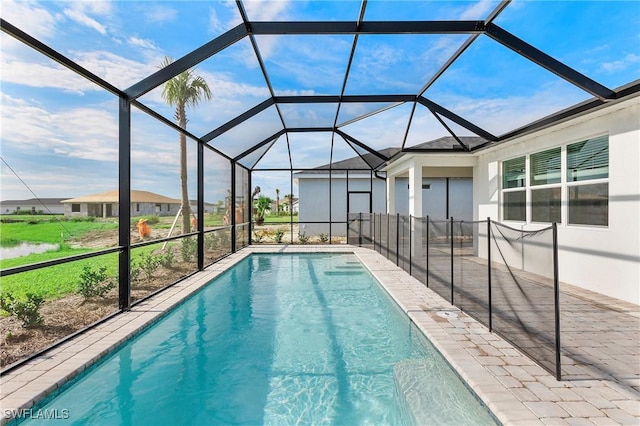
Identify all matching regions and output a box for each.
[24,253,498,425]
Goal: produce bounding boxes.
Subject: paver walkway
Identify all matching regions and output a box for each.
[1,245,638,425]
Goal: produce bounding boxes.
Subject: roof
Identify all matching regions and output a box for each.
[0,198,67,205]
[62,190,180,204]
[296,136,485,175]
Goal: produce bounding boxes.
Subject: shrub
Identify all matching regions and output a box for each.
[77,264,115,298]
[218,231,231,248]
[298,232,310,244]
[131,215,160,225]
[130,261,142,282]
[319,233,329,243]
[205,233,219,251]
[0,293,45,328]
[181,237,197,262]
[158,249,175,268]
[139,252,160,280]
[253,230,265,243]
[274,229,285,244]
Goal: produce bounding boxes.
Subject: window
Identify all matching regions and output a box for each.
[502,157,526,221]
[155,204,162,212]
[136,203,140,212]
[503,157,525,189]
[71,204,81,212]
[567,136,608,226]
[503,191,526,221]
[500,135,609,226]
[531,187,561,223]
[530,147,561,186]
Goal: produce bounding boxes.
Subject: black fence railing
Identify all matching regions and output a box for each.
[348,213,561,380]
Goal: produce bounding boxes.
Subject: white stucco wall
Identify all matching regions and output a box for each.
[297,174,386,236]
[474,97,640,304]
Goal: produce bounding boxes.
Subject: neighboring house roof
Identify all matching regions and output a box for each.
[62,190,181,204]
[296,136,486,175]
[0,198,66,205]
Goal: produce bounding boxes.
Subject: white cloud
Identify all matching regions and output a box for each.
[63,8,107,35]
[459,0,495,20]
[600,53,640,74]
[0,0,58,41]
[128,36,159,51]
[145,5,177,23]
[1,54,98,94]
[69,50,159,89]
[243,0,291,21]
[1,93,118,162]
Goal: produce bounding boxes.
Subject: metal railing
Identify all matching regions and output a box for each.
[348,213,561,380]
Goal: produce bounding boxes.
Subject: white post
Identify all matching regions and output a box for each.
[387,175,396,214]
[408,160,423,218]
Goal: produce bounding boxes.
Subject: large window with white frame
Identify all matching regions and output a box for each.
[501,135,609,226]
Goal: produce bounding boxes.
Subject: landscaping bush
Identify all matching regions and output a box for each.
[181,237,197,262]
[158,249,175,268]
[319,233,329,243]
[274,229,284,244]
[0,293,45,328]
[205,233,219,251]
[77,264,115,298]
[139,252,160,280]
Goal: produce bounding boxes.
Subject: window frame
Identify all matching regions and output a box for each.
[500,134,609,227]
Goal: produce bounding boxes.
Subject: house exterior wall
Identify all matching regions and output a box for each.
[394,177,473,220]
[297,174,386,236]
[1,203,65,215]
[474,97,640,304]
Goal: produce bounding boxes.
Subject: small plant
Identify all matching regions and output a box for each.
[77,264,115,298]
[158,250,175,268]
[319,233,329,243]
[274,229,285,244]
[0,293,45,328]
[205,233,219,251]
[298,231,310,244]
[252,230,263,243]
[130,260,142,282]
[218,231,231,248]
[181,237,197,262]
[139,252,160,280]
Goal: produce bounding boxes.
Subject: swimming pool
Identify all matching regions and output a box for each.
[23,253,497,425]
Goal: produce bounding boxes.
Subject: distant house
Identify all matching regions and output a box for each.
[62,190,182,218]
[0,198,66,215]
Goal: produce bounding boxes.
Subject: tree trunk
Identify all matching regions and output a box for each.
[178,105,191,234]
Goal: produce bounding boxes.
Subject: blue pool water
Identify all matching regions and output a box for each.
[24,254,498,425]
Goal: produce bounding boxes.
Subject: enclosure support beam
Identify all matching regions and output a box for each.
[197,142,204,270]
[485,24,615,101]
[118,98,132,311]
[231,161,237,253]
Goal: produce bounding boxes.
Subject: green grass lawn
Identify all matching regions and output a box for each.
[0,219,117,246]
[262,215,299,224]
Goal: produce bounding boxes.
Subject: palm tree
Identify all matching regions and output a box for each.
[275,189,280,216]
[160,56,212,234]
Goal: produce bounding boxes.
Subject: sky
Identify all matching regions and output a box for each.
[1,0,638,204]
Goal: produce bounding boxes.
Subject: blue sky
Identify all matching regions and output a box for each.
[1,0,638,204]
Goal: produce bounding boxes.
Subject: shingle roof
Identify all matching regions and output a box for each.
[296,137,486,175]
[62,190,181,204]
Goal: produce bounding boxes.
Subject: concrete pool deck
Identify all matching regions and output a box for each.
[1,245,639,425]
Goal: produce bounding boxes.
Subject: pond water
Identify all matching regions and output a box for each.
[0,242,59,260]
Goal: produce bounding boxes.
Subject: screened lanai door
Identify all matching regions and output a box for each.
[347,191,372,246]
